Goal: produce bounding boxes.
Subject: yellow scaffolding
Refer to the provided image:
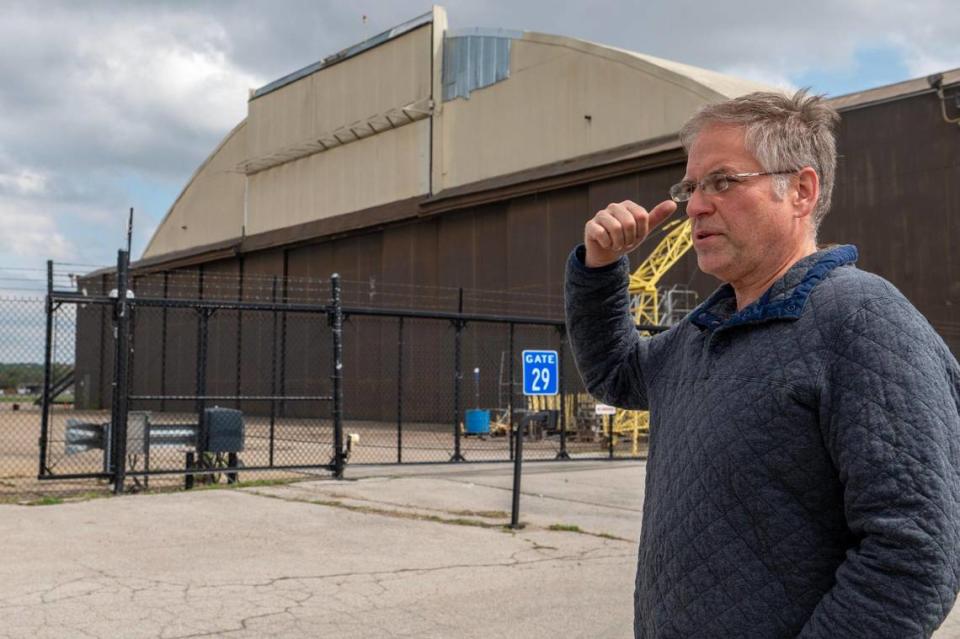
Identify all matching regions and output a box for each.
[615,219,693,447]
[629,219,694,326]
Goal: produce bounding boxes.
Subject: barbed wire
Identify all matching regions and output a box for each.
[52,265,565,300]
[0,295,47,302]
[53,262,112,269]
[49,276,563,315]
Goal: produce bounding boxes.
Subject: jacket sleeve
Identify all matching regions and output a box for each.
[563,245,659,410]
[798,298,960,638]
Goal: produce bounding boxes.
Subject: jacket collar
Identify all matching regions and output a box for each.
[689,244,858,331]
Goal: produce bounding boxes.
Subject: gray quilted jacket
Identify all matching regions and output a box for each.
[565,244,960,638]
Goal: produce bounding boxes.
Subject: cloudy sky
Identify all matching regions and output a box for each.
[1,0,958,283]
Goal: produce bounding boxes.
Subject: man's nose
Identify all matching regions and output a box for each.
[685,186,712,218]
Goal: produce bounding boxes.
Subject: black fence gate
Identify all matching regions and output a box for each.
[37,251,343,493]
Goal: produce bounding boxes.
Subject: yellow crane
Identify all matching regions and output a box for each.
[628,218,694,326]
[612,218,693,451]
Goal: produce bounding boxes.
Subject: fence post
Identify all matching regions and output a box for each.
[235,258,243,410]
[451,318,466,462]
[508,323,515,461]
[160,272,168,412]
[189,268,209,490]
[279,268,288,418]
[511,411,545,529]
[97,288,107,410]
[330,274,345,478]
[396,317,404,464]
[127,279,137,403]
[127,277,141,489]
[451,287,465,462]
[608,414,615,459]
[110,250,132,494]
[556,325,570,460]
[37,260,54,478]
[269,276,278,467]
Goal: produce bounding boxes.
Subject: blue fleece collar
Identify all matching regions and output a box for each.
[689,245,859,330]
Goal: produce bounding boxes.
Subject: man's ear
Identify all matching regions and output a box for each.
[792,167,820,219]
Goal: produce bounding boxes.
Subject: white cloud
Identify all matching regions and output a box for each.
[72,20,260,139]
[0,202,75,262]
[0,6,264,188]
[0,170,48,197]
[898,49,960,78]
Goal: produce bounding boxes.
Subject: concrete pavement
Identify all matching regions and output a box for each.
[0,462,643,639]
[2,461,959,638]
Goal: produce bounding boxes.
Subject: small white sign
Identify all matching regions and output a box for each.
[594,403,616,416]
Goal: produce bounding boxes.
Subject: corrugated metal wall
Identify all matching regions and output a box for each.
[822,92,960,348]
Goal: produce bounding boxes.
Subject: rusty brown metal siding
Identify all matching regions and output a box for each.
[238,251,284,416]
[128,272,165,413]
[162,269,199,413]
[823,92,960,353]
[202,259,241,411]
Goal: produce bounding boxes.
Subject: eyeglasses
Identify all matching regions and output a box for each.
[669,170,797,203]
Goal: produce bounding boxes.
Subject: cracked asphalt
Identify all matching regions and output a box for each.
[4,461,959,638]
[0,462,644,638]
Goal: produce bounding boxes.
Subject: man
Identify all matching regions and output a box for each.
[565,90,960,638]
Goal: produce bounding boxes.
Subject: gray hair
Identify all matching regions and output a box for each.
[679,89,840,229]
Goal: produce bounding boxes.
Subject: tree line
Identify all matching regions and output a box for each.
[0,363,71,391]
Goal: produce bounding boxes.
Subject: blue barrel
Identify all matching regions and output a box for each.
[465,409,490,435]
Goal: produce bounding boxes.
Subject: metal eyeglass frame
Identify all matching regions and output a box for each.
[669,170,798,203]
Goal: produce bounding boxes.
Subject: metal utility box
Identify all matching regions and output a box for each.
[65,420,108,456]
[199,407,245,453]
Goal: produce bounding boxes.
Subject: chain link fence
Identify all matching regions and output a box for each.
[0,255,651,501]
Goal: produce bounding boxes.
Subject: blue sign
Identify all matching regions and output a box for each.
[522,350,558,396]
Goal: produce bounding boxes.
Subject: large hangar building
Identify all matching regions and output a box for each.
[75,6,960,418]
[137,6,769,292]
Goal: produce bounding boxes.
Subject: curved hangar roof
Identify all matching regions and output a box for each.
[141,6,772,265]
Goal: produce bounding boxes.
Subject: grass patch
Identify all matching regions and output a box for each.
[595,532,621,540]
[526,540,558,550]
[450,509,509,519]
[248,491,507,531]
[548,523,631,542]
[15,491,113,506]
[67,491,112,502]
[0,477,305,506]
[0,490,113,506]
[241,489,629,540]
[549,523,582,533]
[307,498,502,529]
[234,477,301,488]
[26,496,63,506]
[195,477,300,491]
[0,395,39,403]
[322,492,509,520]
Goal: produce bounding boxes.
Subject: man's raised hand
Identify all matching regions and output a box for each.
[583,200,678,268]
